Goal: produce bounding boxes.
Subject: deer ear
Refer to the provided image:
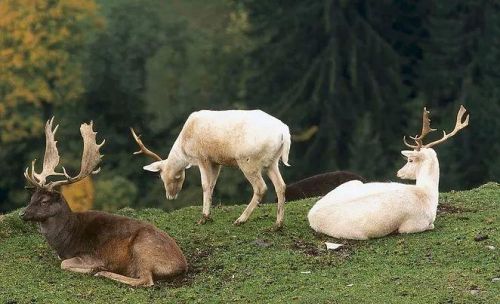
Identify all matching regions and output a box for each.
[401,150,419,158]
[143,161,164,172]
[24,185,36,194]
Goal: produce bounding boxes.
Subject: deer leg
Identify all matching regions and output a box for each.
[209,163,222,201]
[198,162,221,224]
[398,219,434,234]
[234,165,266,225]
[267,162,286,229]
[60,256,103,274]
[94,271,154,287]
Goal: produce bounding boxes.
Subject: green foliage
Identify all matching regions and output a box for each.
[0,0,102,212]
[0,184,498,302]
[1,0,499,213]
[94,176,137,212]
[144,1,250,130]
[0,0,102,141]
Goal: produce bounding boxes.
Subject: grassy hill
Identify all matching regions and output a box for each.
[0,183,498,303]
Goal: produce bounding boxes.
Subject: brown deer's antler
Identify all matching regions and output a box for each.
[49,122,105,189]
[423,105,469,148]
[404,107,436,150]
[24,118,64,187]
[130,128,163,161]
[24,118,105,190]
[403,105,469,150]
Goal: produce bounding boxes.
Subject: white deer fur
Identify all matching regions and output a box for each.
[308,148,439,240]
[144,110,291,227]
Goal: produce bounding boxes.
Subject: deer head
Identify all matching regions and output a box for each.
[21,188,69,221]
[130,128,185,199]
[21,118,105,222]
[397,105,469,180]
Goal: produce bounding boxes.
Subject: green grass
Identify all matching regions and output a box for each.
[0,183,498,303]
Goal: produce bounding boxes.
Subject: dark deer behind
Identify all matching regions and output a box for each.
[285,171,366,201]
[21,118,187,287]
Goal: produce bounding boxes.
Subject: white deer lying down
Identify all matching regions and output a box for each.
[308,105,469,240]
[131,110,291,228]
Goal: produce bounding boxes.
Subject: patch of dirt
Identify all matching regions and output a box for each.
[474,234,489,242]
[290,239,321,256]
[164,246,214,288]
[437,203,474,215]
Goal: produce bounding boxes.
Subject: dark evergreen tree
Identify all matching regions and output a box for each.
[348,113,385,180]
[418,0,500,189]
[241,0,410,182]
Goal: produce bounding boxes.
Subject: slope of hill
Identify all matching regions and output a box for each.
[0,183,498,303]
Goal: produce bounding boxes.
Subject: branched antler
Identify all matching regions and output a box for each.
[24,118,105,191]
[403,105,469,150]
[130,128,163,161]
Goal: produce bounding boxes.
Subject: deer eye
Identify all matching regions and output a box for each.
[408,159,414,163]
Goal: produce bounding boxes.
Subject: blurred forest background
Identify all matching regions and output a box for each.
[1,0,498,213]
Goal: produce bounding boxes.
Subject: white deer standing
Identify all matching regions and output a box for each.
[131,110,291,229]
[308,105,469,240]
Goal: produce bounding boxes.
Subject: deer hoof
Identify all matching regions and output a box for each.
[197,215,212,225]
[272,222,284,231]
[233,218,246,226]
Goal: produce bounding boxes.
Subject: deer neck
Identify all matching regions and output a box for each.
[39,199,77,257]
[415,157,440,204]
[167,141,190,171]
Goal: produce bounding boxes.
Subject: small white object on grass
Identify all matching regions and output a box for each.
[325,242,344,250]
[301,271,311,274]
[486,245,495,250]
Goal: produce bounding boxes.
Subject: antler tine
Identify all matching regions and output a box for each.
[49,121,105,189]
[403,136,419,149]
[24,160,40,186]
[130,128,163,161]
[424,105,469,148]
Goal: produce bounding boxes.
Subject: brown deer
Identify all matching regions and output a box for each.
[21,118,187,287]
